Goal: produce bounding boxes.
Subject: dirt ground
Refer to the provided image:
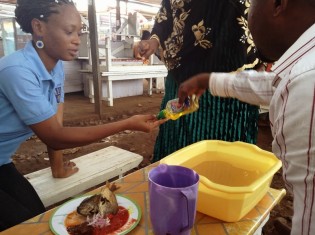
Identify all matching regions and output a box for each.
[13,89,293,235]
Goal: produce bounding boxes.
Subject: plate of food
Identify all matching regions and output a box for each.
[49,182,141,235]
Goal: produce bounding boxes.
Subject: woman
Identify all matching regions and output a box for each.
[136,0,262,161]
[0,0,162,230]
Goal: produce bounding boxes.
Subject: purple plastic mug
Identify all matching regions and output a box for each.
[148,164,199,235]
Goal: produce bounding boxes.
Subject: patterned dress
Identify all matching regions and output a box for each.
[152,0,261,161]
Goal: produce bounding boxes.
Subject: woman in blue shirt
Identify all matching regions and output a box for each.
[0,0,163,230]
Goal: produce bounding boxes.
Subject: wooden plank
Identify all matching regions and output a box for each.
[25,146,143,207]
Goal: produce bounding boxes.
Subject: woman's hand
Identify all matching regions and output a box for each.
[134,39,160,61]
[47,148,79,178]
[54,160,78,178]
[125,114,167,133]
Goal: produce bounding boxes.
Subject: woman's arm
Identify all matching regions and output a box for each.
[135,0,173,60]
[47,103,79,178]
[150,0,173,48]
[31,114,163,150]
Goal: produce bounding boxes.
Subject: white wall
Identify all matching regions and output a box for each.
[63,60,83,93]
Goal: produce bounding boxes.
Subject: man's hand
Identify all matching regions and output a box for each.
[178,73,211,105]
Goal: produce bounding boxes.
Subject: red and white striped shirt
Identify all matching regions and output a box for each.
[209,23,315,235]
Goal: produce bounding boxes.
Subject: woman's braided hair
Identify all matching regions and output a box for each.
[15,0,75,34]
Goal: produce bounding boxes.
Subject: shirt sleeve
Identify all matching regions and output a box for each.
[0,66,55,125]
[57,61,65,104]
[209,70,276,106]
[150,0,173,48]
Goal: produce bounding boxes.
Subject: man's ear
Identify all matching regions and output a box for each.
[273,0,288,16]
[31,18,44,36]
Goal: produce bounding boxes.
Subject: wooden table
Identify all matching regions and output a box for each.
[1,163,286,235]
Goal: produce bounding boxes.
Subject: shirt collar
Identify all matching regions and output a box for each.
[271,23,315,84]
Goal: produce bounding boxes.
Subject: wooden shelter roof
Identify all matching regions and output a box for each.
[0,0,162,5]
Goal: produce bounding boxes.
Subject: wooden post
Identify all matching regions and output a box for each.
[88,0,102,117]
[116,0,121,41]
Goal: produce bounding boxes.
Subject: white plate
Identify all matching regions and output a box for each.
[49,194,141,235]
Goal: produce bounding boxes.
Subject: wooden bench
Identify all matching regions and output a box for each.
[24,146,143,207]
[79,65,167,106]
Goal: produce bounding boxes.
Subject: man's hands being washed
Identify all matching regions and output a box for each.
[178,73,211,105]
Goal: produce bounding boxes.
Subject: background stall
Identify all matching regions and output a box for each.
[0,0,167,111]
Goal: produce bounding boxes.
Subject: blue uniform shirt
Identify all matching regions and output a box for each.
[0,41,65,166]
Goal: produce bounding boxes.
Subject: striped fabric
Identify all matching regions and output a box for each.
[152,0,261,161]
[153,73,259,161]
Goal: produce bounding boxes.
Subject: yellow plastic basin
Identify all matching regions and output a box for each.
[160,140,282,222]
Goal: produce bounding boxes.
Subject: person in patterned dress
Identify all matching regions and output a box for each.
[135,0,263,161]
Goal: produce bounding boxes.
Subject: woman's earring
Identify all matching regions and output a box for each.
[35,38,44,49]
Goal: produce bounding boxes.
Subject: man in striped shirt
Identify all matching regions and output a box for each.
[177,0,315,234]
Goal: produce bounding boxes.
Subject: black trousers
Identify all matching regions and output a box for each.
[0,163,45,231]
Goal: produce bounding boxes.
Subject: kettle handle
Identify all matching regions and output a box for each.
[180,188,197,232]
